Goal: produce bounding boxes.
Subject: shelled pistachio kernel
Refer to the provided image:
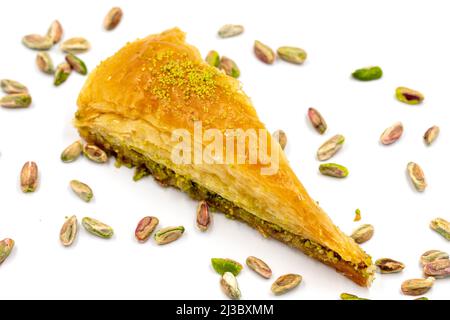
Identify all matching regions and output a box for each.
[246,256,272,279]
[61,141,83,162]
[59,215,78,246]
[220,272,241,300]
[396,86,424,105]
[20,161,38,192]
[154,226,185,245]
[430,218,450,240]
[60,37,90,54]
[423,126,439,145]
[135,216,159,242]
[54,62,71,86]
[352,66,382,81]
[271,274,302,295]
[375,258,405,274]
[254,40,275,64]
[0,93,32,108]
[319,163,348,178]
[211,258,243,276]
[308,107,327,134]
[0,238,15,264]
[70,180,93,202]
[219,56,240,78]
[218,24,244,38]
[22,34,53,50]
[317,134,345,161]
[277,46,307,64]
[401,277,434,296]
[82,217,114,238]
[65,53,87,75]
[104,7,123,30]
[1,79,28,94]
[351,224,374,244]
[196,201,211,231]
[380,122,403,145]
[47,20,63,44]
[205,50,220,67]
[36,52,54,74]
[423,259,450,278]
[340,293,369,300]
[420,250,449,266]
[83,144,108,163]
[407,162,427,192]
[272,130,287,150]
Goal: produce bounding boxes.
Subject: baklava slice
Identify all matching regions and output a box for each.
[75,28,374,286]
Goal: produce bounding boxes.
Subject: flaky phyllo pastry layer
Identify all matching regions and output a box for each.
[75,28,374,286]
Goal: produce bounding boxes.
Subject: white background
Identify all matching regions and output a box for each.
[0,0,448,300]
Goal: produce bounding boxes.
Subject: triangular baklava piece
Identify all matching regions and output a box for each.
[75,28,374,286]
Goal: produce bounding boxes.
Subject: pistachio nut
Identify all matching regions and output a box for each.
[154,226,185,245]
[407,162,427,192]
[423,126,439,146]
[47,20,63,44]
[205,50,220,67]
[211,258,243,276]
[20,161,38,193]
[396,86,424,105]
[246,256,272,279]
[61,140,83,163]
[430,218,450,241]
[307,107,327,134]
[65,53,87,75]
[70,180,93,202]
[83,144,108,163]
[420,250,449,266]
[352,66,383,81]
[135,216,159,242]
[219,56,240,78]
[423,259,450,278]
[1,79,28,94]
[82,217,114,239]
[54,62,71,86]
[375,258,405,274]
[319,163,348,178]
[277,46,307,64]
[0,238,15,265]
[22,34,53,50]
[59,215,78,247]
[220,272,241,300]
[271,274,302,295]
[36,52,54,74]
[196,200,211,231]
[0,93,32,108]
[351,224,374,244]
[340,293,369,300]
[317,134,345,161]
[401,277,434,296]
[104,7,123,31]
[254,40,275,64]
[218,24,244,38]
[380,122,403,145]
[60,37,91,54]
